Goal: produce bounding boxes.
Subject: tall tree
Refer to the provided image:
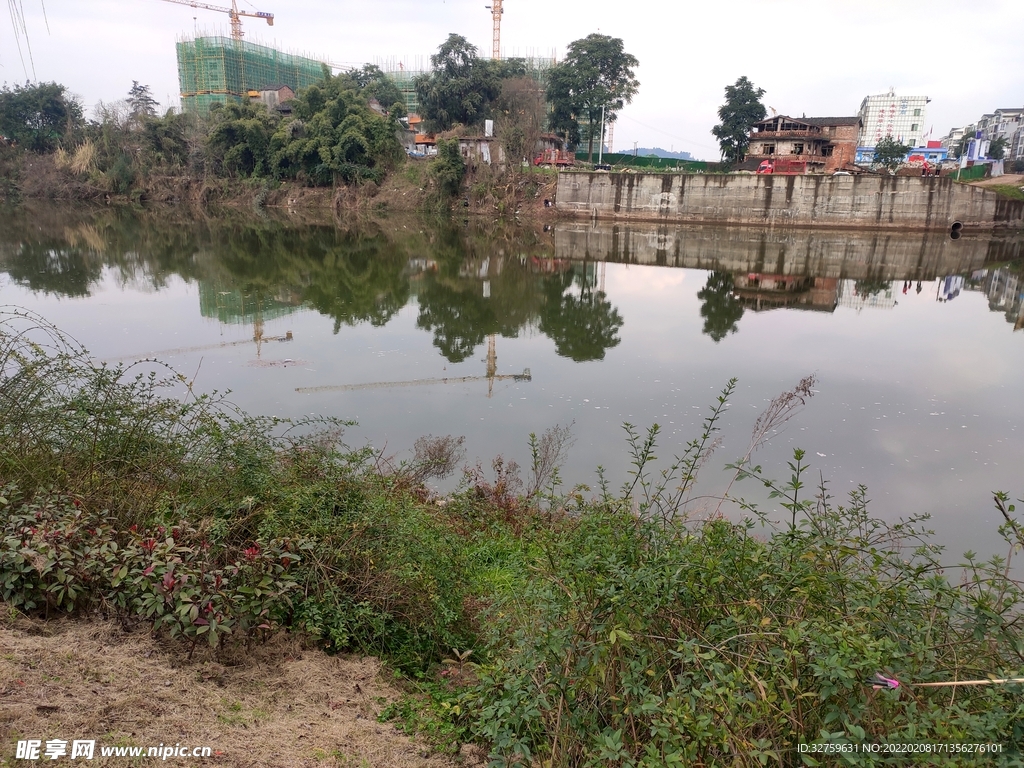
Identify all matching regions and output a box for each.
[546,34,639,161]
[127,81,159,121]
[346,65,406,118]
[711,76,766,165]
[270,74,403,185]
[872,136,912,174]
[414,34,525,132]
[988,135,1009,160]
[0,81,84,152]
[207,101,280,178]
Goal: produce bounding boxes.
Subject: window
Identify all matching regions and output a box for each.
[793,143,804,155]
[911,124,919,132]
[762,144,775,155]
[913,108,921,116]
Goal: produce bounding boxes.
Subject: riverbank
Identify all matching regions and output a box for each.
[0,150,559,222]
[2,309,1023,764]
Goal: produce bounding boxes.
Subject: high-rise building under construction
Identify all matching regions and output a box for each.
[176,36,327,114]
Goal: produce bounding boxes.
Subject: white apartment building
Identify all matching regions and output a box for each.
[942,106,1024,162]
[856,90,930,148]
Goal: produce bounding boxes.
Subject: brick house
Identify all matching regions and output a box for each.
[248,84,295,111]
[747,115,861,173]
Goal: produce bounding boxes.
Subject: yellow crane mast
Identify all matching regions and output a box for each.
[158,0,274,41]
[484,0,503,59]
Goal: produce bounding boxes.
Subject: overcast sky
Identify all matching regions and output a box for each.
[2,0,1022,160]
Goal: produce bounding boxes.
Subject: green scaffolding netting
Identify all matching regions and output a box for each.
[177,36,328,114]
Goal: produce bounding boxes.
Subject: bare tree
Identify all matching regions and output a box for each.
[495,76,546,171]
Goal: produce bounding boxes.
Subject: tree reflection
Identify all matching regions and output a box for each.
[0,210,629,364]
[697,270,744,342]
[0,241,103,297]
[538,267,623,362]
[416,281,493,362]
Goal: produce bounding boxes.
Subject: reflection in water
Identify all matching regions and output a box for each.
[0,209,626,363]
[697,272,745,342]
[2,206,1023,560]
[964,269,1024,329]
[1,210,1022,356]
[538,266,623,361]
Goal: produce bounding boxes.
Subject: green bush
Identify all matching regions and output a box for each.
[0,309,496,669]
[460,392,1024,766]
[430,138,466,199]
[0,484,306,655]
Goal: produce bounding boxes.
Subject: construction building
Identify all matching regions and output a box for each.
[176,36,327,114]
[857,91,930,149]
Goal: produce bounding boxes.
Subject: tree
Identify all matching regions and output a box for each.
[495,76,546,167]
[207,101,280,177]
[697,271,743,342]
[127,81,159,122]
[270,73,403,185]
[711,76,765,165]
[546,34,639,161]
[872,136,912,174]
[0,81,84,152]
[988,136,1009,161]
[346,65,405,117]
[414,34,525,132]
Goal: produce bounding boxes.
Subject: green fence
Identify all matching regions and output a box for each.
[177,37,328,115]
[952,163,989,181]
[571,152,710,172]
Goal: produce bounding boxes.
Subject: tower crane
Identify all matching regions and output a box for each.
[158,0,274,41]
[484,0,503,59]
[294,368,531,395]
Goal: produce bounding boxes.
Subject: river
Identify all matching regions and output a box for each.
[2,204,1022,559]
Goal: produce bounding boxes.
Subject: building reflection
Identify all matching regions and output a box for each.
[963,267,1024,330]
[732,274,841,313]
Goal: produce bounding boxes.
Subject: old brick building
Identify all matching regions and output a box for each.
[747,115,861,173]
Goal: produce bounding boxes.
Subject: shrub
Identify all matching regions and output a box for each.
[430,138,466,199]
[0,484,306,656]
[462,387,1024,766]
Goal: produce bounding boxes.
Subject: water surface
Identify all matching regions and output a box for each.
[2,206,1022,558]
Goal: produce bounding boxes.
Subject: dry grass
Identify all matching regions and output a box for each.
[70,141,97,177]
[0,616,461,767]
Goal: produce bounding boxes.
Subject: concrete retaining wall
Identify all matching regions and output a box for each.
[554,172,1024,231]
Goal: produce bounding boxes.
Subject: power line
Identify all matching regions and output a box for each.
[616,112,720,153]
